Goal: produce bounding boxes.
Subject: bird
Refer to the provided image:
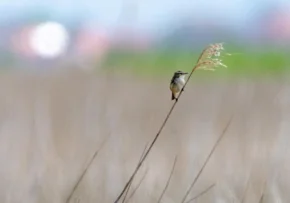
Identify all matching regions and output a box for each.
[169,70,188,101]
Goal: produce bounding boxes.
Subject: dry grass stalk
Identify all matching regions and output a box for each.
[180,115,233,203]
[113,43,227,203]
[122,144,149,203]
[125,169,149,203]
[157,155,178,203]
[185,183,216,203]
[65,136,110,203]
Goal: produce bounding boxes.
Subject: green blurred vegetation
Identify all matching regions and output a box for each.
[102,45,290,78]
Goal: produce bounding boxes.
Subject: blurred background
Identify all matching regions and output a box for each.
[1,0,290,75]
[1,0,290,203]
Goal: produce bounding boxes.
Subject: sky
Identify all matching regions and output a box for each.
[0,0,288,31]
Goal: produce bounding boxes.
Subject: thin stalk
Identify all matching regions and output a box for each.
[185,183,215,203]
[180,116,233,203]
[157,155,178,203]
[65,136,110,203]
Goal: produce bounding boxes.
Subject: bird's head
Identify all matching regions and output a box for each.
[174,70,188,78]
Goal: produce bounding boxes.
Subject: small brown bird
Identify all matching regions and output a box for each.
[169,70,188,101]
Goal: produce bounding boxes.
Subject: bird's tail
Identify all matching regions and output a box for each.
[171,92,176,100]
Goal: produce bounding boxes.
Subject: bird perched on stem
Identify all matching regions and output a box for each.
[170,70,188,101]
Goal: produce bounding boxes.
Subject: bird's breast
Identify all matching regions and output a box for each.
[175,78,185,86]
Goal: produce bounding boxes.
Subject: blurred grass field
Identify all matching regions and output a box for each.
[103,45,290,78]
[0,43,290,202]
[0,71,290,203]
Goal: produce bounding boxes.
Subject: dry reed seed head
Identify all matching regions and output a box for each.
[208,43,224,57]
[201,43,224,58]
[196,61,219,71]
[197,43,227,71]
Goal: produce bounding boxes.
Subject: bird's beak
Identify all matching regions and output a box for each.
[183,72,188,75]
